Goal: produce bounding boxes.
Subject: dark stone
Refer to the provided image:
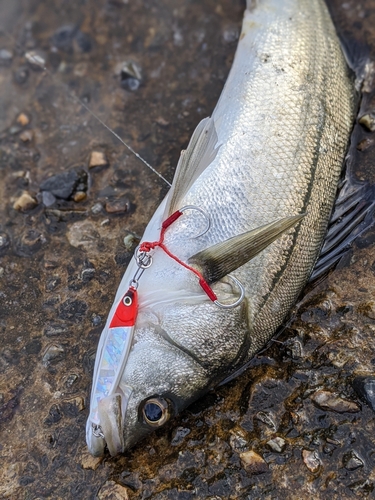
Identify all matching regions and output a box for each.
[14,66,29,85]
[0,232,10,255]
[44,404,62,425]
[14,229,45,257]
[25,339,42,355]
[44,322,69,337]
[51,25,78,52]
[40,168,87,200]
[75,31,92,52]
[59,299,88,323]
[352,376,375,411]
[19,476,35,486]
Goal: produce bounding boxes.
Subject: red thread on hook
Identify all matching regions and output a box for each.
[139,210,218,302]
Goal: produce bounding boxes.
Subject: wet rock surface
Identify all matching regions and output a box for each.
[1,0,375,498]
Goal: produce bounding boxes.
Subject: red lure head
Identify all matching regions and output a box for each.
[109,287,138,328]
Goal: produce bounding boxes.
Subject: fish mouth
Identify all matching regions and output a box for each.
[86,385,133,457]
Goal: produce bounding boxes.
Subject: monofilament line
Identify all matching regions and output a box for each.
[17,44,172,188]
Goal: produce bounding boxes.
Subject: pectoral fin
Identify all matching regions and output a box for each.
[189,214,305,284]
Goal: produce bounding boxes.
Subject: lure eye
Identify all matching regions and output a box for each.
[141,397,171,427]
[123,295,132,306]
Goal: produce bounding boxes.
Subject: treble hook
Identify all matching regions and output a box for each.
[179,205,211,238]
[213,275,245,309]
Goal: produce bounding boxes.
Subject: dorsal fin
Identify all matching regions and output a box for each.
[165,117,219,216]
[189,214,305,284]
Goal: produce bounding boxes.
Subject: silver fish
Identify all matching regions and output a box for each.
[86,0,355,456]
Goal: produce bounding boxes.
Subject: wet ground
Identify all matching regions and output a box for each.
[1,0,375,498]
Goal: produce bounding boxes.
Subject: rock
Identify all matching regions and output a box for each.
[239,450,269,475]
[42,344,65,365]
[92,314,102,326]
[302,449,321,473]
[311,390,361,413]
[123,233,136,251]
[343,451,364,471]
[17,113,30,126]
[229,428,248,452]
[75,31,92,53]
[359,114,375,132]
[14,65,29,84]
[0,232,10,255]
[59,299,88,323]
[13,192,38,211]
[98,480,130,500]
[25,50,46,70]
[105,197,130,214]
[42,191,56,207]
[91,202,103,214]
[44,404,62,425]
[80,449,102,470]
[255,411,276,430]
[88,151,108,168]
[44,323,68,337]
[19,130,33,142]
[0,49,13,65]
[267,437,286,453]
[171,427,191,446]
[73,191,87,202]
[116,60,142,92]
[14,229,46,257]
[40,168,87,200]
[51,25,77,52]
[67,221,100,252]
[352,376,375,411]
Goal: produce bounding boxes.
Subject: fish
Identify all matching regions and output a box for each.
[86,0,356,456]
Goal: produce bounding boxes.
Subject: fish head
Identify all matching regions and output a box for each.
[86,257,249,456]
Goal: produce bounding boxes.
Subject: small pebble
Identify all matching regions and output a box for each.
[14,66,29,84]
[239,450,269,475]
[91,202,103,215]
[42,191,56,207]
[343,451,364,471]
[17,113,30,126]
[42,344,65,364]
[352,376,375,412]
[123,234,135,251]
[117,60,142,92]
[80,450,102,470]
[0,49,13,65]
[13,192,38,212]
[65,374,78,388]
[25,50,46,70]
[359,114,375,132]
[98,481,130,500]
[92,315,102,327]
[73,191,87,202]
[311,390,360,413]
[44,323,68,337]
[302,449,321,473]
[88,151,108,168]
[267,437,286,453]
[19,130,33,142]
[105,197,130,214]
[0,232,10,254]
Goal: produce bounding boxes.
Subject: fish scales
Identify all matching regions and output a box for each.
[87,0,356,455]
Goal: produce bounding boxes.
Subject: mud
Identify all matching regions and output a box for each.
[1,0,375,498]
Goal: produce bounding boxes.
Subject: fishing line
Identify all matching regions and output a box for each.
[0,27,172,187]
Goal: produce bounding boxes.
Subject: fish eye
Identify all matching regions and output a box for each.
[141,397,171,427]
